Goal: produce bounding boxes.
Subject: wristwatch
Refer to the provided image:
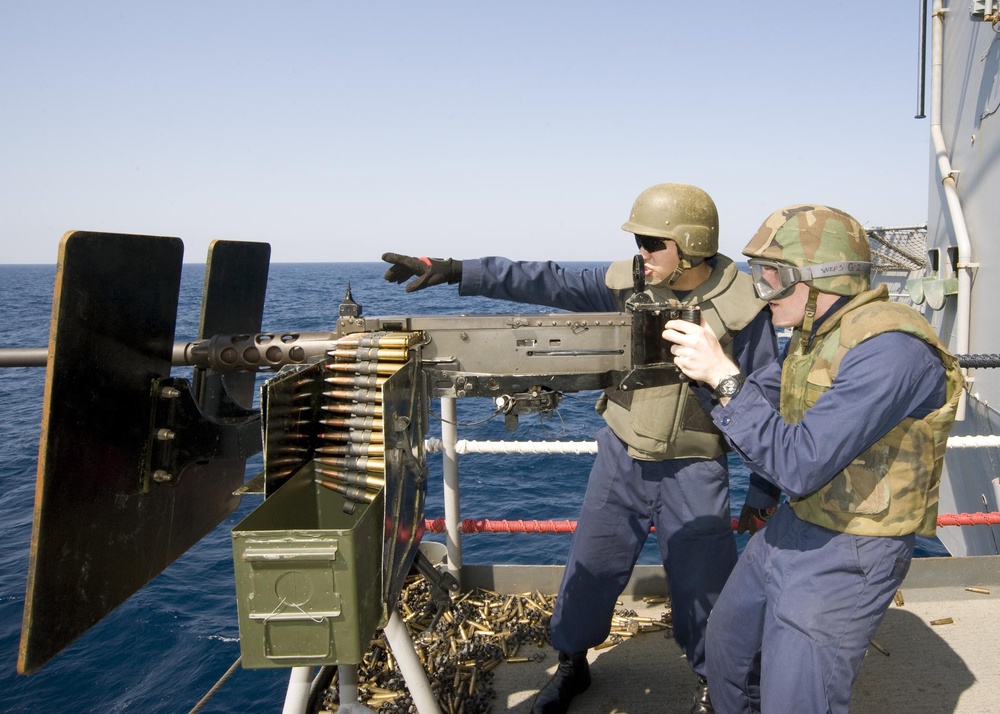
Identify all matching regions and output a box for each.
[712,373,745,399]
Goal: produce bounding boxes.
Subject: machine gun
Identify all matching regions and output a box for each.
[7,231,697,676]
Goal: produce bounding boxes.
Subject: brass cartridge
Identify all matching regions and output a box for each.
[316,455,385,473]
[330,347,408,362]
[319,429,385,444]
[320,416,384,431]
[324,375,388,389]
[317,480,377,503]
[323,388,381,403]
[321,401,383,417]
[326,360,402,375]
[316,442,385,457]
[338,333,416,349]
[315,467,386,490]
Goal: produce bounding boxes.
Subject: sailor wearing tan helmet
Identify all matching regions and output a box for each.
[382,183,779,714]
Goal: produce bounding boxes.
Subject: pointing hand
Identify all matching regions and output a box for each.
[381,252,463,292]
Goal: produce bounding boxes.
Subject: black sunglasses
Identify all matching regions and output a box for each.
[635,235,667,253]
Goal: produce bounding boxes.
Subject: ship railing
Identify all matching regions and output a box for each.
[425,395,1000,581]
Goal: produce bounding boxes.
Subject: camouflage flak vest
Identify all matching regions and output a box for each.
[782,286,964,536]
[599,255,766,461]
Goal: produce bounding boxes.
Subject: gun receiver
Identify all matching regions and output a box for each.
[179,308,692,398]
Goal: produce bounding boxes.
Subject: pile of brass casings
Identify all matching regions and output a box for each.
[322,575,673,713]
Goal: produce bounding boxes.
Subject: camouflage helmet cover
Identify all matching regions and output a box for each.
[621,183,719,258]
[742,204,871,296]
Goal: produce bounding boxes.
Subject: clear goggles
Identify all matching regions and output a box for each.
[747,258,871,301]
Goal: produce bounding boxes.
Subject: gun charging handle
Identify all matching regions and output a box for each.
[627,254,651,309]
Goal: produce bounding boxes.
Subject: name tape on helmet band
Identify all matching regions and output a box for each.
[798,261,872,280]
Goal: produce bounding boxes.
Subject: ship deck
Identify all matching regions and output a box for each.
[461,555,1000,713]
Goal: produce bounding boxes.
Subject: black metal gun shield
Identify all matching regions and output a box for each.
[18,232,268,674]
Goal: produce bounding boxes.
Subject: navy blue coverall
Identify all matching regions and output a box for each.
[459,256,778,679]
[705,314,947,713]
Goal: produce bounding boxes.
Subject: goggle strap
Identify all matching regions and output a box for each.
[796,261,871,281]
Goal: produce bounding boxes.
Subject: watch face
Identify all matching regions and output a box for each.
[716,375,741,397]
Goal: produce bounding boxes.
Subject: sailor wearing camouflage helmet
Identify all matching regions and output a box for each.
[663,204,964,714]
[381,183,779,714]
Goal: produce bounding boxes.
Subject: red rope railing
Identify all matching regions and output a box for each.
[935,511,1000,527]
[423,512,1000,534]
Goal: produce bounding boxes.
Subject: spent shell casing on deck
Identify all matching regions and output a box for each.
[320,401,382,417]
[326,360,402,375]
[330,347,408,362]
[869,639,890,657]
[316,455,385,473]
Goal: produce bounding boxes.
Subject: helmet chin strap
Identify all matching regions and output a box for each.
[795,285,821,354]
[665,257,691,286]
[663,252,704,287]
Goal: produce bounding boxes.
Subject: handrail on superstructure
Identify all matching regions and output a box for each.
[931,0,974,419]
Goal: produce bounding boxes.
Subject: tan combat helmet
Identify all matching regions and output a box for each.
[743,204,872,349]
[622,183,719,285]
[742,204,871,300]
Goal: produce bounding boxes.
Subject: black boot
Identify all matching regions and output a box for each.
[530,651,591,714]
[690,676,714,714]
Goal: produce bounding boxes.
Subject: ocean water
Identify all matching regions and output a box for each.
[0,261,947,713]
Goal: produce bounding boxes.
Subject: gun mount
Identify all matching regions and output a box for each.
[4,231,695,674]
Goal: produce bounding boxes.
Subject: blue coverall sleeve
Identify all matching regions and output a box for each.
[713,332,947,499]
[731,309,778,377]
[728,309,782,508]
[459,257,618,312]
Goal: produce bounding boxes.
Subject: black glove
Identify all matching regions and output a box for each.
[381,252,462,292]
[736,504,777,535]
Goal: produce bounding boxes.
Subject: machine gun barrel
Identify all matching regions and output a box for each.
[0,332,341,370]
[0,308,691,399]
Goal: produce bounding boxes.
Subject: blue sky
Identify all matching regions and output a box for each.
[1,1,929,264]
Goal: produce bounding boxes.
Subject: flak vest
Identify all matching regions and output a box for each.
[782,286,964,537]
[599,255,766,461]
